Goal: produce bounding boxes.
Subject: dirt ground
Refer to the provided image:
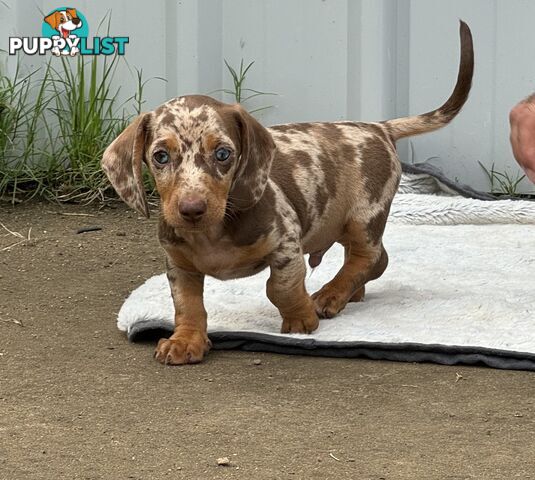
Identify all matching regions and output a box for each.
[1,201,534,480]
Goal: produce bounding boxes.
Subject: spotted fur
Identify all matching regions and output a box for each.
[102,21,474,365]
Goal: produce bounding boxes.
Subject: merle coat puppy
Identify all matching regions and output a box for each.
[103,21,473,364]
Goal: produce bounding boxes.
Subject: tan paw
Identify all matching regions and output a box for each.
[280,312,319,334]
[311,287,351,319]
[154,329,211,365]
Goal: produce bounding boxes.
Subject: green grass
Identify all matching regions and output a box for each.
[0,60,55,201]
[478,161,529,197]
[0,53,152,204]
[214,58,276,114]
[47,54,131,203]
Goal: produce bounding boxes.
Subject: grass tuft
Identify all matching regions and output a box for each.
[213,58,276,114]
[478,161,529,197]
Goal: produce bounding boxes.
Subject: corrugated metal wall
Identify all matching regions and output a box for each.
[2,0,534,193]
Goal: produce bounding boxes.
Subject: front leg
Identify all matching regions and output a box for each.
[154,257,211,365]
[267,243,319,334]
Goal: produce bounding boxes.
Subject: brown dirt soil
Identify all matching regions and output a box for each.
[1,201,534,480]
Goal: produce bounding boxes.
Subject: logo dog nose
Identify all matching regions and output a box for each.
[72,17,81,25]
[178,198,207,222]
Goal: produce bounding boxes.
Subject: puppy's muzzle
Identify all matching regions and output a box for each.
[72,18,81,26]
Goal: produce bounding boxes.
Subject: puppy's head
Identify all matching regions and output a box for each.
[44,9,82,34]
[102,95,276,230]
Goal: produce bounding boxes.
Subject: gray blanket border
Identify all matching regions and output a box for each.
[209,332,535,371]
[127,322,535,372]
[401,161,535,201]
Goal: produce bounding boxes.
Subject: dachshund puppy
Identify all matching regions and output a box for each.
[103,21,473,365]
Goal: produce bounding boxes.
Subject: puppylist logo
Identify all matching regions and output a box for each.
[9,7,128,56]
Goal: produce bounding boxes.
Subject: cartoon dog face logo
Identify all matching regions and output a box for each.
[44,8,83,56]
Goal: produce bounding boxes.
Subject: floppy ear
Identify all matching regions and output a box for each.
[102,114,151,217]
[44,11,61,30]
[229,105,276,210]
[66,8,78,18]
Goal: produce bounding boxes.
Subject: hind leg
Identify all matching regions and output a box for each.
[311,220,389,318]
[347,245,389,302]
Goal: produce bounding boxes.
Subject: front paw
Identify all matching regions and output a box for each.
[281,310,319,334]
[154,329,211,365]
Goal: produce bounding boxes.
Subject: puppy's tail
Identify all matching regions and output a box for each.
[383,20,474,141]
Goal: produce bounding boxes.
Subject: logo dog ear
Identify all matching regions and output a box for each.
[102,114,151,218]
[66,8,78,18]
[44,11,61,30]
[229,105,276,210]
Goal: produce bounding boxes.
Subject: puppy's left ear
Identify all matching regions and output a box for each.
[44,11,60,30]
[229,105,276,210]
[66,8,78,18]
[102,114,151,218]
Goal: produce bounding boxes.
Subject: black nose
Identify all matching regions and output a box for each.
[72,18,81,25]
[178,198,207,222]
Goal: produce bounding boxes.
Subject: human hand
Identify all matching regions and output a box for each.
[509,95,535,183]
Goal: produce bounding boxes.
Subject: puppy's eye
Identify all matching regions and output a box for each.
[153,150,169,165]
[214,147,231,162]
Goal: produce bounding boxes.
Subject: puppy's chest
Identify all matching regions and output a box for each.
[168,235,272,280]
